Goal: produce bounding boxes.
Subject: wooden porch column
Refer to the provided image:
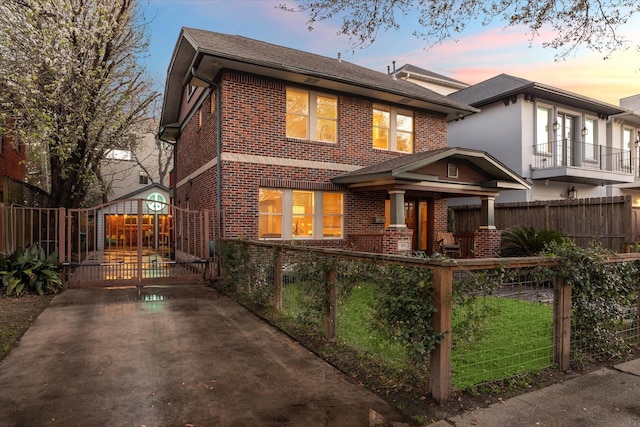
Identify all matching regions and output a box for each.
[388,190,407,229]
[479,196,496,229]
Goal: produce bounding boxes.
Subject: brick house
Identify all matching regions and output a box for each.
[158,28,529,256]
[0,121,27,204]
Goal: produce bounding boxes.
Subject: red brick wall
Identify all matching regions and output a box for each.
[174,70,450,244]
[473,228,502,258]
[432,198,448,246]
[0,129,26,181]
[381,228,413,256]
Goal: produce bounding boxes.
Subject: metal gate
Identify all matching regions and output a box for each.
[0,200,216,288]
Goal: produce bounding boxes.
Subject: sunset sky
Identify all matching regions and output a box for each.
[142,0,640,106]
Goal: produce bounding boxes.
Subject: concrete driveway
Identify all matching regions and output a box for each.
[0,286,413,426]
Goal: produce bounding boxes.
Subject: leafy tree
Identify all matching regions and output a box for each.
[282,0,639,59]
[0,0,158,208]
[501,225,564,257]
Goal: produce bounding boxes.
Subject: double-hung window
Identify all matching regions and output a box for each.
[259,188,343,239]
[372,105,413,153]
[286,88,337,143]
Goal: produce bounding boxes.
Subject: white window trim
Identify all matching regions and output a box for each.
[286,88,338,143]
[372,104,413,153]
[260,189,343,240]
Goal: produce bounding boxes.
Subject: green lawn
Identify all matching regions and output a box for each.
[336,284,407,366]
[451,296,554,389]
[282,281,554,390]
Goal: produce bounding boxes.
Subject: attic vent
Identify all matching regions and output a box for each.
[447,163,459,178]
[397,97,413,104]
[304,77,320,85]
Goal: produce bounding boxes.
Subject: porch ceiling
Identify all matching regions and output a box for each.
[332,147,531,197]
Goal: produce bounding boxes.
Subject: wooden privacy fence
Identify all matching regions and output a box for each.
[452,196,634,251]
[220,241,640,404]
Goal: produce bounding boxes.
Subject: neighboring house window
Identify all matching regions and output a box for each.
[372,105,413,153]
[139,172,149,185]
[259,188,343,239]
[583,118,596,160]
[623,127,634,169]
[286,87,337,143]
[536,106,552,154]
[105,149,132,161]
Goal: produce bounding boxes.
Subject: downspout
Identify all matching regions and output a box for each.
[191,67,223,274]
[157,133,177,209]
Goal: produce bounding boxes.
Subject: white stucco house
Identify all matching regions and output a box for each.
[441,73,640,205]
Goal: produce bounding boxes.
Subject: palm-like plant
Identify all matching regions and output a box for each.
[501,225,564,257]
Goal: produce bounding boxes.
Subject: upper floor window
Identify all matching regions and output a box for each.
[372,105,413,153]
[286,88,337,143]
[583,118,596,160]
[536,106,551,154]
[259,188,343,240]
[187,85,196,99]
[623,127,635,170]
[105,149,132,161]
[139,172,149,185]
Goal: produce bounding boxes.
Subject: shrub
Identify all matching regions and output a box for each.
[373,265,444,364]
[0,244,63,297]
[544,239,639,360]
[501,225,564,257]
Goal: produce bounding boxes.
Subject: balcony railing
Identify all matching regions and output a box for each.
[533,140,632,174]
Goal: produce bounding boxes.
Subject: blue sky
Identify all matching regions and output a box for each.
[141,0,640,105]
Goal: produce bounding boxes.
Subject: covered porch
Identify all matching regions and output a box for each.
[333,147,531,257]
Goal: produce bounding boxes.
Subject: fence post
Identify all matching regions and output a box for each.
[323,257,337,340]
[430,264,453,403]
[273,248,283,311]
[554,277,571,371]
[637,287,640,347]
[57,208,66,265]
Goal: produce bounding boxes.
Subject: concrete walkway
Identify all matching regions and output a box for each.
[0,286,413,427]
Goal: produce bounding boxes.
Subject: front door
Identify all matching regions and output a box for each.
[405,198,432,253]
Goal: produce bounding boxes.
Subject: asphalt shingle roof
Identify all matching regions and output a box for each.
[181,27,476,114]
[448,73,625,116]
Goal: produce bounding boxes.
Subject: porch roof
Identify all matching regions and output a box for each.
[331,147,531,196]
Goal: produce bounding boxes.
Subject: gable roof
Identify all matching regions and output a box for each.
[392,64,469,90]
[448,73,626,117]
[114,183,169,201]
[332,147,530,196]
[160,28,479,133]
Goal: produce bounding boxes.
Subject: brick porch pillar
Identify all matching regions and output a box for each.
[473,227,502,258]
[382,228,413,256]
